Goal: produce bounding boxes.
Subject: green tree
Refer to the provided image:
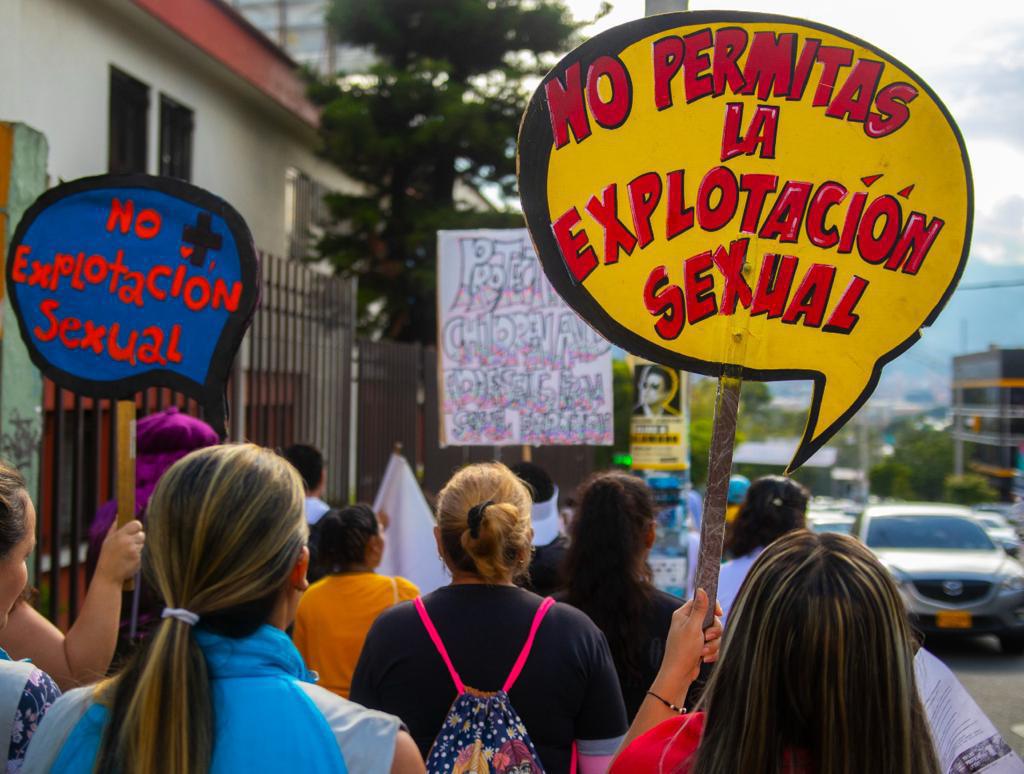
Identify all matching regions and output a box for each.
[888,424,953,500]
[314,0,586,341]
[943,473,998,505]
[869,460,914,499]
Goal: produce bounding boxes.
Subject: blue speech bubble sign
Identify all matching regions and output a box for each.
[6,175,259,423]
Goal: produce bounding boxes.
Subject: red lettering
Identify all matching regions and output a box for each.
[545,62,591,149]
[212,279,244,312]
[653,36,684,110]
[147,266,171,301]
[823,276,869,334]
[627,172,663,249]
[108,324,138,365]
[738,174,779,233]
[886,212,944,275]
[866,82,917,138]
[33,299,60,342]
[58,317,82,349]
[788,38,821,100]
[585,184,637,264]
[740,31,795,99]
[29,261,52,289]
[136,326,167,365]
[666,170,694,240]
[806,182,848,248]
[81,321,106,354]
[183,276,211,312]
[721,103,779,161]
[71,252,86,290]
[166,324,184,364]
[644,265,685,340]
[826,60,884,123]
[751,254,798,318]
[108,250,128,294]
[759,181,813,242]
[696,166,739,232]
[857,195,902,265]
[11,246,30,283]
[171,264,187,297]
[134,209,162,239]
[838,191,869,253]
[712,238,752,315]
[118,272,147,307]
[782,263,836,327]
[84,255,108,284]
[683,28,713,102]
[813,46,854,107]
[106,198,134,234]
[587,56,632,129]
[712,27,747,96]
[552,207,598,282]
[684,250,717,324]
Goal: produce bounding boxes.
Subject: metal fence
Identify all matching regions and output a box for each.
[34,252,355,627]
[34,254,597,627]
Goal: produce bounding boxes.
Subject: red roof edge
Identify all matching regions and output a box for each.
[131,0,320,127]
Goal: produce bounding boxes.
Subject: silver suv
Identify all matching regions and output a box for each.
[854,504,1024,654]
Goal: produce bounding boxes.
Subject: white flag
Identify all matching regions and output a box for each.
[373,452,449,594]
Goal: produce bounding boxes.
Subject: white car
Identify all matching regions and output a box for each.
[854,504,1024,654]
[973,512,1022,557]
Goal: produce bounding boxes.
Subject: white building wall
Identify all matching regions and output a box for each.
[0,0,357,258]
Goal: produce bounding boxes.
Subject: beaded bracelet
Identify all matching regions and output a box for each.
[646,690,686,714]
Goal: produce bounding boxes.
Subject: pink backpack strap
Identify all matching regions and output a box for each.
[414,597,465,694]
[502,596,556,693]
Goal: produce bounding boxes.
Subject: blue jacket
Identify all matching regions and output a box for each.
[48,625,348,772]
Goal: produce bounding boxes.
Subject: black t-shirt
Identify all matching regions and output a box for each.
[350,584,627,773]
[524,535,569,596]
[558,588,682,721]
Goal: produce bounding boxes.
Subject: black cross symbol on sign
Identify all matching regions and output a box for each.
[181,212,223,268]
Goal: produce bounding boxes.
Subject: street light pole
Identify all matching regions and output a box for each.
[646,0,689,13]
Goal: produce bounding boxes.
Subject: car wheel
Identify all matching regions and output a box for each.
[999,634,1024,656]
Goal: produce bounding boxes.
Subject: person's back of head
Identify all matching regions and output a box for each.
[693,530,939,774]
[563,472,656,682]
[509,461,555,504]
[95,444,308,774]
[725,475,808,558]
[315,504,382,575]
[436,463,532,584]
[283,443,324,495]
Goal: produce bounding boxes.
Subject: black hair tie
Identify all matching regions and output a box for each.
[467,501,493,539]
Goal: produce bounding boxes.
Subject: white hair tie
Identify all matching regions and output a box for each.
[161,607,200,626]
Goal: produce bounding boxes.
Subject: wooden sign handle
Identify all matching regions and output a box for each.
[116,400,137,591]
[692,374,742,629]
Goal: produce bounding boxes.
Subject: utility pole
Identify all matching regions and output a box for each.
[646,0,688,13]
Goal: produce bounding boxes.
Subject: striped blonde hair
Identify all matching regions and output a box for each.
[94,444,307,773]
[687,530,939,774]
[436,462,532,584]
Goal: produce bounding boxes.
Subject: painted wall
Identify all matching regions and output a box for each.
[0,0,358,258]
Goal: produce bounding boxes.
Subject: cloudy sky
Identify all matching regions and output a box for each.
[564,0,1024,392]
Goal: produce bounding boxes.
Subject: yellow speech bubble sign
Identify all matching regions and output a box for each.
[518,11,972,472]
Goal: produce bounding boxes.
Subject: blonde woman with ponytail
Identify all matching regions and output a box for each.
[351,462,631,774]
[23,444,424,774]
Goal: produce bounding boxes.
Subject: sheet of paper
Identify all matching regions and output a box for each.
[915,649,1023,773]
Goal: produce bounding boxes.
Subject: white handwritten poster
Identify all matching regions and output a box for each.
[438,229,613,446]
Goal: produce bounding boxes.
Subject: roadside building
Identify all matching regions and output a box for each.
[952,347,1024,500]
[0,0,356,260]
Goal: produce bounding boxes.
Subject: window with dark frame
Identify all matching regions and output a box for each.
[159,94,194,182]
[108,67,150,174]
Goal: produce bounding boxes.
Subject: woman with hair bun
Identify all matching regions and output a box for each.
[351,462,634,774]
[294,504,419,699]
[24,445,423,774]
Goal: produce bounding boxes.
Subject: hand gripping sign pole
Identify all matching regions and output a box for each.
[6,174,259,599]
[518,12,972,625]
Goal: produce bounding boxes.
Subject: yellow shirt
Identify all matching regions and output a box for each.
[293,572,419,698]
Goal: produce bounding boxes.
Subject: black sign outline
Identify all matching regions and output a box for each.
[6,173,260,418]
[517,10,973,471]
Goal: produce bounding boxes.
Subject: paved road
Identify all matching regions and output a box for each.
[929,634,1024,755]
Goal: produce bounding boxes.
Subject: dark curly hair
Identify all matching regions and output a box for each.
[726,476,809,558]
[0,463,28,560]
[562,471,656,683]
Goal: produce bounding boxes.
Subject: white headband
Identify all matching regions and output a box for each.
[161,607,200,626]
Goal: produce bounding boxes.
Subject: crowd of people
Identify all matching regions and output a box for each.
[0,407,999,772]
